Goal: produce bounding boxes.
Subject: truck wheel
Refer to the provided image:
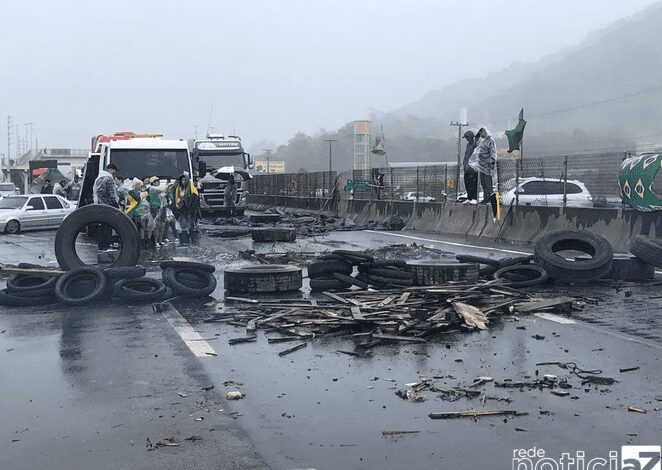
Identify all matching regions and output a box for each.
[54,205,140,270]
[605,253,655,280]
[493,264,548,287]
[162,268,217,297]
[407,261,480,285]
[307,260,353,278]
[534,230,613,282]
[629,235,662,268]
[251,228,296,242]
[224,265,302,294]
[55,267,107,305]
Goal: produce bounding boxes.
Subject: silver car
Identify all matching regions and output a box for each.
[0,195,76,234]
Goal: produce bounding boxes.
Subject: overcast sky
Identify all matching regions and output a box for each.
[0,0,658,153]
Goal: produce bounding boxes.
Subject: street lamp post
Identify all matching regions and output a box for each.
[324,139,337,173]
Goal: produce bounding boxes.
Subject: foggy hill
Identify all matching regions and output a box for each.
[272,2,662,172]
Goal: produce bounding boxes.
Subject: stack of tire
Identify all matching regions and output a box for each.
[455,253,544,288]
[160,261,217,298]
[356,260,414,289]
[307,254,357,292]
[0,270,59,306]
[408,260,481,286]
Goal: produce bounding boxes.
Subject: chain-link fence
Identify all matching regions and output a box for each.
[248,151,636,208]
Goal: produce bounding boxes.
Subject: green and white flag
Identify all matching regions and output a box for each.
[505,108,527,153]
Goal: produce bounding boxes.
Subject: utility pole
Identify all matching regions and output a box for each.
[263,149,272,173]
[450,120,469,200]
[194,125,199,140]
[324,139,337,173]
[6,116,12,181]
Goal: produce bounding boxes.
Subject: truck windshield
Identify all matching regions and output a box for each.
[198,153,245,169]
[110,149,189,180]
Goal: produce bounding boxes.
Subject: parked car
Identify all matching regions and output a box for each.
[0,194,76,234]
[0,182,19,198]
[500,177,592,207]
[400,192,436,202]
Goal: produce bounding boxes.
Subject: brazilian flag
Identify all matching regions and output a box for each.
[505,108,526,153]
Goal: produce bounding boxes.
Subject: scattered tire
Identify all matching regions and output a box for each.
[160,260,216,273]
[493,264,549,288]
[331,272,369,290]
[479,265,497,278]
[249,214,282,224]
[207,229,252,238]
[54,204,140,270]
[364,274,414,287]
[534,230,613,282]
[629,235,662,268]
[103,266,147,280]
[251,228,297,242]
[55,267,107,305]
[309,277,351,292]
[332,250,373,262]
[162,268,218,297]
[407,261,480,286]
[307,260,353,278]
[224,265,302,294]
[7,274,58,293]
[114,277,168,302]
[604,254,655,281]
[0,288,56,306]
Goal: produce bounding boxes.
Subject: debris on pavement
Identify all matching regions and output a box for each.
[428,409,525,420]
[628,405,647,414]
[225,391,245,400]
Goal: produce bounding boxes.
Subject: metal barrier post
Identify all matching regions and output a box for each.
[444,165,448,199]
[515,160,520,208]
[416,166,420,202]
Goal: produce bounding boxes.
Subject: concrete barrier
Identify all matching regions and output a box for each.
[246,195,662,252]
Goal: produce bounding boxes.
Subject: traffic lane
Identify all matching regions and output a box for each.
[0,230,60,266]
[174,300,662,470]
[0,303,267,470]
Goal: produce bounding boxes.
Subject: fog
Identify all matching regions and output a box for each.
[0,0,658,152]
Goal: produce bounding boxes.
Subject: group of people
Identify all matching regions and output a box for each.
[40,175,82,201]
[462,127,497,205]
[93,163,201,249]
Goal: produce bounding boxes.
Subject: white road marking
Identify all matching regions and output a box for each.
[162,306,217,357]
[365,231,530,255]
[534,313,576,324]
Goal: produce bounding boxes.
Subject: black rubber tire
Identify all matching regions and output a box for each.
[104,266,147,280]
[364,268,413,280]
[206,229,252,238]
[162,268,218,297]
[534,230,613,282]
[479,265,497,278]
[604,254,655,281]
[0,288,56,306]
[5,219,20,234]
[493,264,549,288]
[251,228,296,242]
[160,286,175,300]
[309,277,351,291]
[160,260,216,273]
[114,277,167,302]
[630,235,662,268]
[17,262,48,269]
[55,267,107,305]
[307,260,353,278]
[7,274,59,293]
[357,260,408,272]
[54,204,140,270]
[331,272,370,290]
[455,254,500,267]
[8,286,57,298]
[224,265,302,294]
[407,261,480,286]
[249,214,282,224]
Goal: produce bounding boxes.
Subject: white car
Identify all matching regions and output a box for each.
[500,177,592,208]
[0,182,19,198]
[0,194,76,234]
[400,192,436,202]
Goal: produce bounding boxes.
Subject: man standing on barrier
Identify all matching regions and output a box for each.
[93,163,120,250]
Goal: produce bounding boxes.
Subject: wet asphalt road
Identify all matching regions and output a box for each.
[1,226,661,469]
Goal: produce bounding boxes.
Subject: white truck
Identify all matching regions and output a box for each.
[79,132,194,208]
[192,134,252,215]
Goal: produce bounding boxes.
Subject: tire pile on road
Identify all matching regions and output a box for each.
[0,260,217,308]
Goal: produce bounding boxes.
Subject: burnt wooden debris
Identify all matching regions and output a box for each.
[206,279,589,356]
